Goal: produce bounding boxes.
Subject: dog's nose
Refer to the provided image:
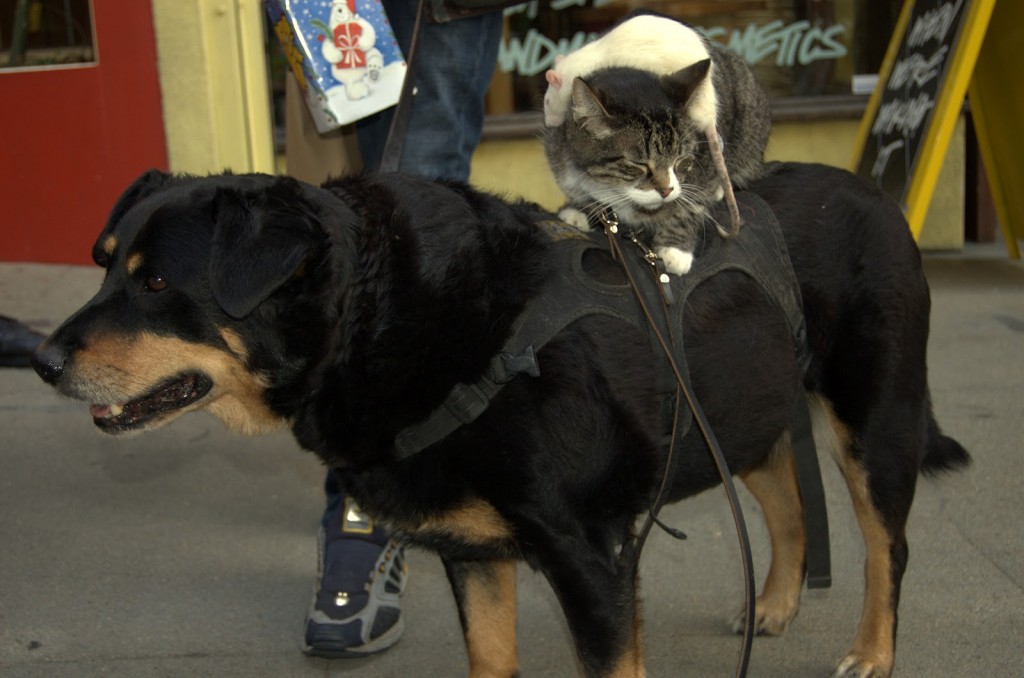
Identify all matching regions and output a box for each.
[32,343,67,384]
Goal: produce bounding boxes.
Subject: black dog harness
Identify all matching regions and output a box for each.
[393,192,831,590]
[396,192,805,454]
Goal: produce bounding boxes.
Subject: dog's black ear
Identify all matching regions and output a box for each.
[93,169,173,266]
[209,178,323,319]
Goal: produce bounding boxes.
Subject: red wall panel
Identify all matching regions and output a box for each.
[0,1,168,264]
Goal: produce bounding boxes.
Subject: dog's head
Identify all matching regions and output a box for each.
[33,170,357,436]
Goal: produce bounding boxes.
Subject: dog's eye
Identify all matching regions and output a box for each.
[145,275,168,292]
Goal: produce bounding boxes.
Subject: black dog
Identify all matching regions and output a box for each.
[33,162,967,677]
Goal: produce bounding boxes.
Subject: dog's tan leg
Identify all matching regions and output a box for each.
[443,558,519,678]
[735,433,806,635]
[607,591,645,678]
[833,452,898,678]
[814,396,902,678]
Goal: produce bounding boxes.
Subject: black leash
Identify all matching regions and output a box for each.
[373,2,826,666]
[600,209,755,678]
[792,383,832,589]
[377,0,429,174]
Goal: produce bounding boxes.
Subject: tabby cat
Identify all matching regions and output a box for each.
[543,17,771,274]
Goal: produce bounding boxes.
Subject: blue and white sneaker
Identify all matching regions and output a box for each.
[302,497,407,657]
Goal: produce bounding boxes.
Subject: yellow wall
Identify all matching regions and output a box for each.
[152,0,274,174]
[471,139,565,210]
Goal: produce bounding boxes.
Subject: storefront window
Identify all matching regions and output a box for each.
[489,0,900,118]
[263,0,903,144]
[0,0,95,70]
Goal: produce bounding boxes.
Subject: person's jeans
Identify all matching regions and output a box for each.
[356,0,503,181]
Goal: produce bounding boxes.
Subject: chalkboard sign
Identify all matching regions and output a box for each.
[854,0,970,206]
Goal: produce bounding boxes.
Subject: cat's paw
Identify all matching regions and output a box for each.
[558,207,592,232]
[657,247,694,275]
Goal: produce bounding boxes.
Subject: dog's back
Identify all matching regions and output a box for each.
[752,162,968,466]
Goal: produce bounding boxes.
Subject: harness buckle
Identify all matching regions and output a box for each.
[443,383,490,424]
[623,231,676,306]
[598,207,619,234]
[598,208,676,305]
[490,345,541,384]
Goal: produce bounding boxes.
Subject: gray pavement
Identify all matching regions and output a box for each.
[1,247,1022,677]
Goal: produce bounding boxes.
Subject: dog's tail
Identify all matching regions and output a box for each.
[921,409,971,477]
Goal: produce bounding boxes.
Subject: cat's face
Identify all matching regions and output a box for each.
[575,122,704,221]
[544,68,717,228]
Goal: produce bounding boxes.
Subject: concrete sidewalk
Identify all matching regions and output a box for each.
[1,250,1022,677]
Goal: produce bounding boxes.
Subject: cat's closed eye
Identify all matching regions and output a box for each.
[606,158,649,180]
[675,157,695,175]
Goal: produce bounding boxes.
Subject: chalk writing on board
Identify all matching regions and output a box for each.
[857,0,968,202]
[907,0,964,46]
[874,139,906,179]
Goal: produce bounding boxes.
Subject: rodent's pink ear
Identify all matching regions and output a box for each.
[545,69,561,88]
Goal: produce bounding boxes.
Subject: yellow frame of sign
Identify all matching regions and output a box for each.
[967,0,1023,258]
[852,0,1013,253]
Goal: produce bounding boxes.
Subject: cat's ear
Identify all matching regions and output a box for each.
[662,58,712,110]
[570,77,614,138]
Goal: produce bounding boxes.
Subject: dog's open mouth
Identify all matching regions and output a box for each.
[89,372,213,433]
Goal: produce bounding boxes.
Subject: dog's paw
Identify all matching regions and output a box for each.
[731,583,802,637]
[831,650,893,678]
[656,247,693,276]
[558,207,591,232]
[733,606,794,639]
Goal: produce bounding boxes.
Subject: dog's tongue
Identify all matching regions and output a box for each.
[90,404,112,418]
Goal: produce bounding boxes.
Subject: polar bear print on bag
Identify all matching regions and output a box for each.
[320,0,384,100]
